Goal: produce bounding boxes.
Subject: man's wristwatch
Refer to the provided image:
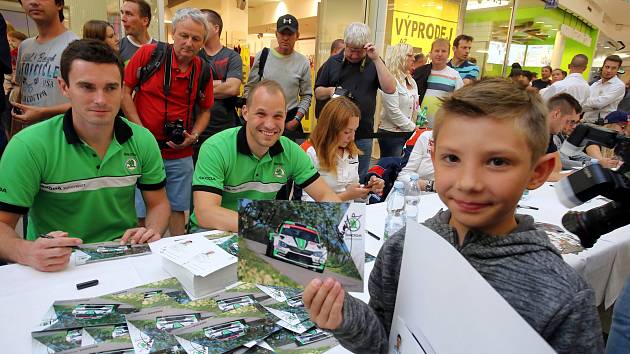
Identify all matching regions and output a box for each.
[191,132,200,144]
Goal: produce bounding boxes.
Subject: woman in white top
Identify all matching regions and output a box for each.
[301,97,384,201]
[378,43,418,157]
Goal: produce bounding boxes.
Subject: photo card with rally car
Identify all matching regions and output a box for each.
[237,200,365,292]
[74,241,151,265]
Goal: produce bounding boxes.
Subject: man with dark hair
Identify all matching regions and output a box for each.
[11,0,77,134]
[120,0,155,62]
[196,9,243,151]
[330,39,345,56]
[541,54,590,105]
[510,69,533,90]
[532,65,552,90]
[583,55,625,124]
[0,39,170,272]
[448,34,479,84]
[413,53,426,71]
[545,93,582,181]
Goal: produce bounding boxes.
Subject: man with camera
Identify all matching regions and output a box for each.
[195,9,243,159]
[315,22,396,180]
[122,8,213,236]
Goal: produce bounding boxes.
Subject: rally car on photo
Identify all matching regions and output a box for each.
[72,304,117,319]
[155,313,200,330]
[286,294,304,308]
[112,324,129,338]
[96,245,129,254]
[295,328,333,346]
[65,329,82,344]
[216,295,256,311]
[266,221,327,273]
[142,290,163,299]
[203,320,249,341]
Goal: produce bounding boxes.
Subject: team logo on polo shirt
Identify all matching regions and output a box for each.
[125,158,138,172]
[274,166,286,178]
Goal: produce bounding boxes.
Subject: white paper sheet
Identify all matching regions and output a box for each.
[389,223,555,354]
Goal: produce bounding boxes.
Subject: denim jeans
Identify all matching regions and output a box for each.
[378,129,412,158]
[355,138,373,182]
[606,275,630,354]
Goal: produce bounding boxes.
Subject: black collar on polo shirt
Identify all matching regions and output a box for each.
[63,109,133,145]
[236,126,284,157]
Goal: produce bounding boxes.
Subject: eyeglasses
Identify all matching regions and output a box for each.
[567,121,580,126]
[346,46,366,54]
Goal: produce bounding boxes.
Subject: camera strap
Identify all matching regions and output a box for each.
[162,45,195,134]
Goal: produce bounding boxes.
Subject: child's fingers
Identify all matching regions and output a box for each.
[328,287,345,329]
[308,278,335,316]
[302,278,323,308]
[316,281,342,327]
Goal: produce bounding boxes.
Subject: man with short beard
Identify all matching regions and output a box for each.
[582,55,626,124]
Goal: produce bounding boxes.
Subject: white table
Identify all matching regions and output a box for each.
[365,183,630,309]
[1,183,628,353]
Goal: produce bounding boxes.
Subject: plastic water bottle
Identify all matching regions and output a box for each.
[384,181,406,241]
[405,174,421,223]
[416,106,428,127]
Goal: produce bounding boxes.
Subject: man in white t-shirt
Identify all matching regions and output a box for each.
[418,38,463,128]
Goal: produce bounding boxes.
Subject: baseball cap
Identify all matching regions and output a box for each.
[277,14,298,33]
[604,110,630,125]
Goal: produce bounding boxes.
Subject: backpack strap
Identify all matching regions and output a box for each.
[194,58,212,107]
[258,47,270,79]
[135,41,168,92]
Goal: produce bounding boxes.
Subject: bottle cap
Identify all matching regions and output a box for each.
[393,181,404,189]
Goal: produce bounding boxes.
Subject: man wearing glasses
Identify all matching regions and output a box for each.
[314,22,396,180]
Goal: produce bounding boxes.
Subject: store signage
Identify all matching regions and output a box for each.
[390,0,459,52]
[560,24,591,46]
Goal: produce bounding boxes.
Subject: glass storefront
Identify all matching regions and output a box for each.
[462,0,598,79]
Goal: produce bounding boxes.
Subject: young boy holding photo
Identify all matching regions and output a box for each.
[302,79,604,354]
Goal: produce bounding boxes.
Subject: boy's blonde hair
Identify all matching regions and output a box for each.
[433,78,549,164]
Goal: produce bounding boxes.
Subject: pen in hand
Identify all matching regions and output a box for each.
[517,204,539,210]
[39,233,81,249]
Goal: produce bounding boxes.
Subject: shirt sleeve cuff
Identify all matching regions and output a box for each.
[0,201,29,215]
[297,172,320,189]
[192,185,223,196]
[137,178,167,191]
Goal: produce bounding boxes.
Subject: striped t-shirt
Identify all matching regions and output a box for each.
[448,59,480,81]
[419,66,464,127]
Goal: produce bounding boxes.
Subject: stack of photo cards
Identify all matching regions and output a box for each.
[535,222,585,255]
[237,200,365,293]
[149,233,238,298]
[74,241,151,266]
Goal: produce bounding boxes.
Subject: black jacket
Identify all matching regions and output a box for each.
[412,63,432,104]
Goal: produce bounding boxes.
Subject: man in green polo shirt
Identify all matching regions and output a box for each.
[0,39,170,272]
[191,80,340,232]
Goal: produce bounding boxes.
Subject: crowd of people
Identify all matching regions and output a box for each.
[0,0,629,353]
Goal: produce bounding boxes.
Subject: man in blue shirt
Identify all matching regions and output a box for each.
[448,34,480,85]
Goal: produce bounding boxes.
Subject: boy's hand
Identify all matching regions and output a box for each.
[303,278,345,330]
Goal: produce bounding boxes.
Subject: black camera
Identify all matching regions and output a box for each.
[164,118,185,145]
[332,86,356,101]
[556,123,630,247]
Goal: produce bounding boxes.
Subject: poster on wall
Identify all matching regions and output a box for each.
[508,44,527,67]
[525,45,553,67]
[487,41,506,65]
[389,0,460,53]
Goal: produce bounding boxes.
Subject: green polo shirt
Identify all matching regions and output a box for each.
[0,111,166,243]
[190,127,319,229]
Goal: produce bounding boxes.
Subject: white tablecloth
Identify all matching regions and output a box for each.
[1,183,628,353]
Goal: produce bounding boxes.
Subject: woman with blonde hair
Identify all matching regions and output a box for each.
[83,20,119,52]
[377,43,418,157]
[301,97,384,201]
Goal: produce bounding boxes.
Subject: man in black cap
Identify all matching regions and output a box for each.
[244,14,312,139]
